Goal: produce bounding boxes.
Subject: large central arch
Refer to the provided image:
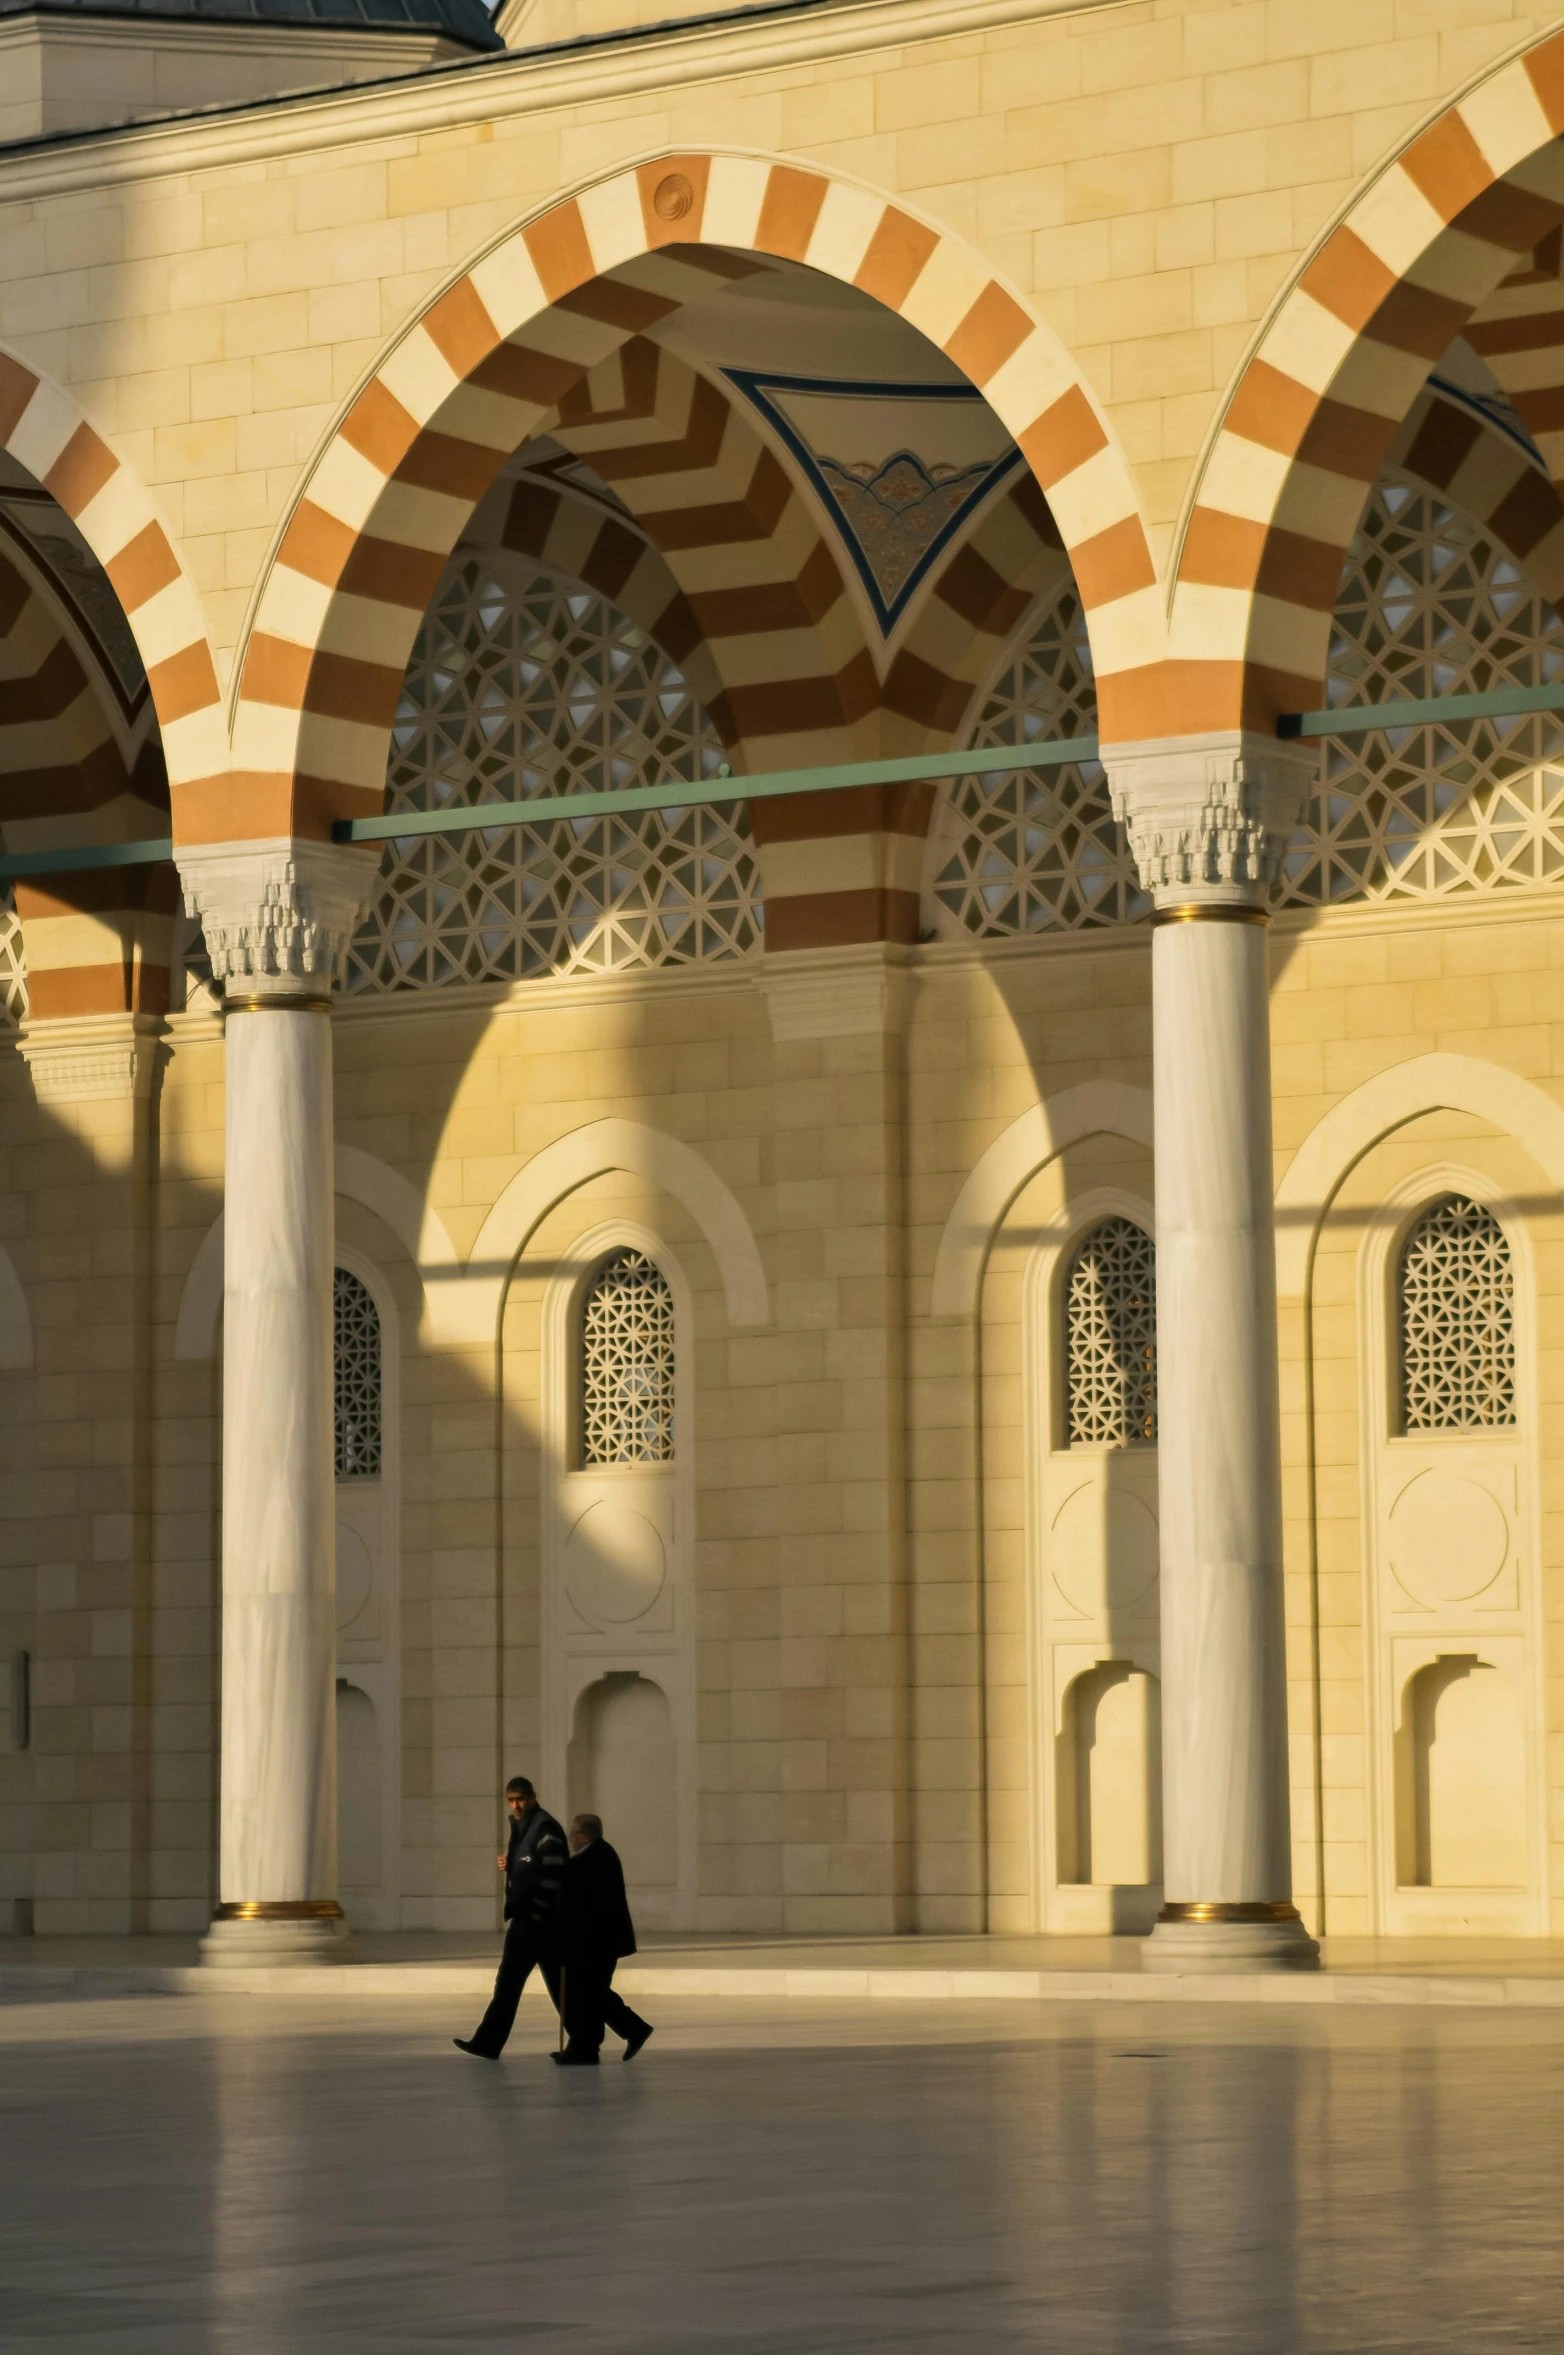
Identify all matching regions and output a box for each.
[231,150,1150,853]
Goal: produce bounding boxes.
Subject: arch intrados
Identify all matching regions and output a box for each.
[1174,30,1564,735]
[0,354,218,805]
[238,151,1146,836]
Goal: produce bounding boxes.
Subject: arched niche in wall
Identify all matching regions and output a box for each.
[541,1221,697,1932]
[331,1245,401,1933]
[1357,1165,1547,1937]
[1026,1190,1163,1936]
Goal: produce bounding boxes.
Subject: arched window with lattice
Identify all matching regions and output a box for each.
[334,1268,382,1479]
[580,1249,676,1467]
[1399,1196,1516,1433]
[1064,1219,1157,1448]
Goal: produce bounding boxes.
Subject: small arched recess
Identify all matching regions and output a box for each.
[540,1220,697,1932]
[1357,1167,1547,1937]
[1024,1190,1163,1935]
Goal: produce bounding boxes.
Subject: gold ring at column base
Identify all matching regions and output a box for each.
[1157,1900,1302,1925]
[222,993,333,1015]
[213,1899,345,1922]
[1148,903,1270,928]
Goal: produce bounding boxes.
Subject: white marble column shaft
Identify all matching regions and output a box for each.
[216,1000,339,1925]
[1108,737,1317,1970]
[1152,915,1293,1907]
[179,840,378,1964]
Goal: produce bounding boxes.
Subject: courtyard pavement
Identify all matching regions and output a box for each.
[2,1984,1562,2350]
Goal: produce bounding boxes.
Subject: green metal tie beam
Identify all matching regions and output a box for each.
[1277,679,1564,738]
[326,738,1103,845]
[1,674,1563,881]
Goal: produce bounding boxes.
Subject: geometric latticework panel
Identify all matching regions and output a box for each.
[1399,1195,1516,1433]
[581,1247,676,1467]
[334,1267,383,1479]
[926,472,1564,937]
[340,556,762,995]
[1279,473,1564,907]
[1064,1218,1157,1448]
[0,893,27,1024]
[927,585,1147,937]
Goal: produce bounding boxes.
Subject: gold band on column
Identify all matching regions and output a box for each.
[213,1899,345,1922]
[1156,1900,1302,1925]
[222,993,333,1016]
[1149,903,1270,928]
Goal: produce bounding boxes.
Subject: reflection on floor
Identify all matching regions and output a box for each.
[3,1989,1563,2351]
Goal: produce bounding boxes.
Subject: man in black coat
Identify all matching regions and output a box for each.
[454,1775,567,2060]
[553,1813,653,2066]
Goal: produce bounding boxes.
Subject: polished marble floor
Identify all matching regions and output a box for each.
[3,1986,1562,2350]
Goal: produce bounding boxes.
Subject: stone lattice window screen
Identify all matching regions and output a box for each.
[334,1267,382,1479]
[926,585,1145,936]
[926,471,1564,939]
[338,554,761,994]
[1064,1218,1158,1448]
[1399,1195,1516,1433]
[581,1248,676,1467]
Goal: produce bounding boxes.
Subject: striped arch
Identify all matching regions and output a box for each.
[0,352,219,809]
[0,520,175,1017]
[237,152,1147,882]
[1173,30,1564,740]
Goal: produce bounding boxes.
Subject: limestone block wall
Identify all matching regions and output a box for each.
[0,0,1553,695]
[4,896,1564,1933]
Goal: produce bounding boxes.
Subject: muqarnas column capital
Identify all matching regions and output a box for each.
[176,837,379,988]
[1104,731,1315,904]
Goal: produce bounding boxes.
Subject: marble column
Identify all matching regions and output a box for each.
[177,841,377,1964]
[1107,737,1319,1971]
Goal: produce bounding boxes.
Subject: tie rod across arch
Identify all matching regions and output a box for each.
[1,676,1562,881]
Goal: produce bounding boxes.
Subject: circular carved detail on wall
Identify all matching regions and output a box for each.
[653,173,695,221]
[565,1500,667,1624]
[1388,1470,1509,1605]
[1050,1483,1160,1617]
[335,1525,375,1631]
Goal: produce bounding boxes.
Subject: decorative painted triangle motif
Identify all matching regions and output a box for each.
[724,371,1024,635]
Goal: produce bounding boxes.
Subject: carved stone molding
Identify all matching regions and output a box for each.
[1104,733,1316,904]
[756,943,912,1041]
[17,1011,164,1104]
[176,838,380,989]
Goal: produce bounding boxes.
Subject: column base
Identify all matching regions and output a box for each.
[1141,1902,1320,1975]
[200,1902,352,1968]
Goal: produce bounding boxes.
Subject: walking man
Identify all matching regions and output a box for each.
[554,1813,653,2066]
[454,1775,566,2060]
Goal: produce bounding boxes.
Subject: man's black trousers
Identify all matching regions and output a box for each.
[563,1958,648,2056]
[468,1923,562,2055]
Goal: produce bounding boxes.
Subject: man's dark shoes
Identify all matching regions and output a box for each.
[453,2038,496,2060]
[622,2021,653,2062]
[551,2047,600,2066]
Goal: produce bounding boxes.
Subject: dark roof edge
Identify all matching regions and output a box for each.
[0,0,841,155]
[0,0,503,49]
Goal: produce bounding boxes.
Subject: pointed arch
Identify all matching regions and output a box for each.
[1274,1052,1564,1296]
[233,151,1146,846]
[1170,33,1564,742]
[0,350,220,815]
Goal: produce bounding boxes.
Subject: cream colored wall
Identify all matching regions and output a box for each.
[0,0,1556,668]
[8,897,1564,1933]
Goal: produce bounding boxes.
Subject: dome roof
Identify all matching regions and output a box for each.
[0,0,503,48]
